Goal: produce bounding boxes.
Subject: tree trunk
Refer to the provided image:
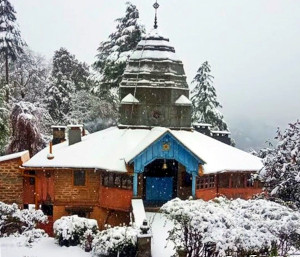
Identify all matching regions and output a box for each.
[5,54,9,102]
[5,53,9,84]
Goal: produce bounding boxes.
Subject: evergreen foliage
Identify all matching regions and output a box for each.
[47,47,91,123]
[93,2,144,91]
[191,61,228,131]
[67,90,117,131]
[0,0,25,87]
[0,87,9,154]
[259,120,300,207]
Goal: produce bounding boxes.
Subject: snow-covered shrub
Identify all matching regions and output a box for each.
[161,197,300,257]
[53,215,98,248]
[22,228,48,247]
[92,226,138,257]
[0,201,47,236]
[260,120,300,208]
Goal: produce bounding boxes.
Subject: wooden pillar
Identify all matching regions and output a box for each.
[192,173,196,199]
[133,173,138,197]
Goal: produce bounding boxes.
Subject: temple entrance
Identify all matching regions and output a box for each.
[143,159,178,206]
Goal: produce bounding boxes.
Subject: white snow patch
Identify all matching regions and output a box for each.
[0,150,29,163]
[121,93,140,104]
[0,237,91,257]
[146,212,175,257]
[174,95,192,106]
[131,199,146,228]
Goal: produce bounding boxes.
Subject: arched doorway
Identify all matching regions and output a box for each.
[143,159,178,205]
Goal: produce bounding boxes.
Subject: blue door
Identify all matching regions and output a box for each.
[146,177,173,202]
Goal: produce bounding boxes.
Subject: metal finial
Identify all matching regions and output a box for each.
[153,0,159,29]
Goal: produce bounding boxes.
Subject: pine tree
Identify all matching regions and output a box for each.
[47,48,91,123]
[260,121,300,207]
[0,86,9,154]
[191,61,228,131]
[93,2,144,91]
[0,0,25,97]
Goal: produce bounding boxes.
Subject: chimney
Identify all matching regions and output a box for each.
[211,130,231,145]
[192,123,212,136]
[51,126,67,145]
[67,125,83,146]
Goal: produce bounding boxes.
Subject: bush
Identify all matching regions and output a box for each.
[161,197,300,257]
[92,226,138,257]
[53,215,98,248]
[0,201,47,236]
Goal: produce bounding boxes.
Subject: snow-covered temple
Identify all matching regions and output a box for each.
[0,2,263,233]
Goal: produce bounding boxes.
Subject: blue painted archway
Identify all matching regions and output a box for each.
[128,132,205,198]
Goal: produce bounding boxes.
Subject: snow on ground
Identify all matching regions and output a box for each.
[0,236,91,257]
[146,212,175,257]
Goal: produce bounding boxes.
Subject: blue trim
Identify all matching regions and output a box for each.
[133,173,138,196]
[131,132,204,175]
[192,173,196,198]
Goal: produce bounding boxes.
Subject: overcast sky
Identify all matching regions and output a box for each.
[11,0,300,149]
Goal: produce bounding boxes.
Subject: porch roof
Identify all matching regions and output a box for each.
[23,126,263,174]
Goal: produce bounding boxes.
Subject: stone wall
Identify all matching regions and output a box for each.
[0,155,29,205]
[54,169,100,204]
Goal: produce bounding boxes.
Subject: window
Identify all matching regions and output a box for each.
[74,170,86,186]
[29,171,35,185]
[246,174,254,187]
[102,173,133,190]
[232,174,245,188]
[196,175,215,189]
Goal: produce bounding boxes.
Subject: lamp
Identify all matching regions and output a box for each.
[162,159,167,170]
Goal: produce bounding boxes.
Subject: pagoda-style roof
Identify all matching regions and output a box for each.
[119,29,192,128]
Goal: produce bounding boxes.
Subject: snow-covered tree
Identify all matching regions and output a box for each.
[93,2,144,91]
[47,48,91,123]
[7,101,48,156]
[67,90,117,131]
[259,121,300,207]
[161,197,300,257]
[9,48,50,102]
[0,86,9,154]
[0,0,25,94]
[191,61,228,131]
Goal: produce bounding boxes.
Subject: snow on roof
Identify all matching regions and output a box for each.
[193,123,212,127]
[0,150,29,163]
[23,127,263,174]
[67,125,83,128]
[130,50,180,62]
[121,93,140,104]
[51,125,67,129]
[211,130,231,135]
[174,95,192,106]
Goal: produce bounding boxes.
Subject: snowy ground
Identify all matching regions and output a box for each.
[146,212,175,257]
[0,237,91,257]
[0,212,172,257]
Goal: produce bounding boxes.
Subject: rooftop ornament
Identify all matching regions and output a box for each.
[153,0,159,29]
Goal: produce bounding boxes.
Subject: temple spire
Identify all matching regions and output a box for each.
[153,0,159,29]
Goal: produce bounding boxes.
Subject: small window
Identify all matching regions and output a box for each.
[41,204,53,216]
[196,175,215,189]
[102,173,133,189]
[29,171,35,185]
[74,170,86,186]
